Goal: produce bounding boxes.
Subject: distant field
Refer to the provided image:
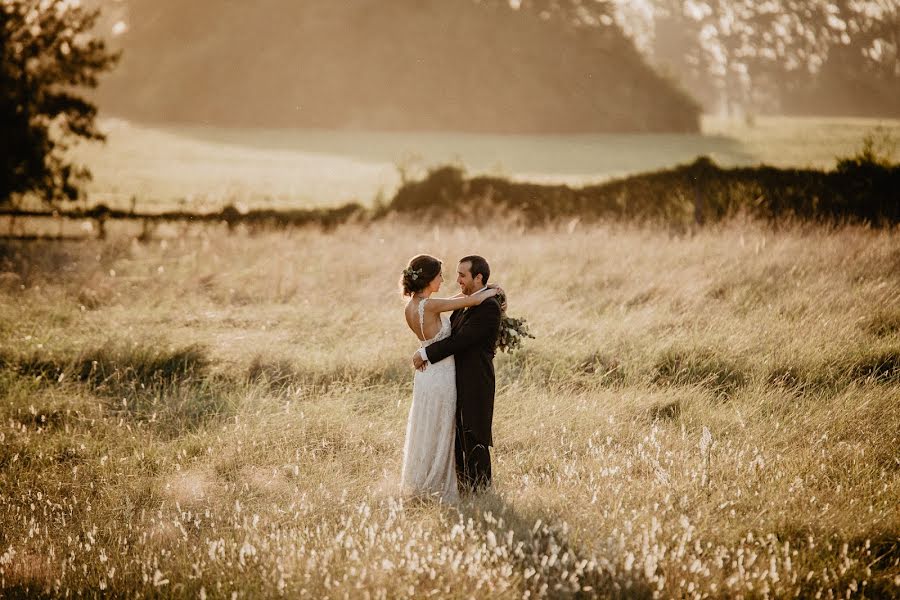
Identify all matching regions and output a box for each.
[702,115,900,166]
[66,115,900,212]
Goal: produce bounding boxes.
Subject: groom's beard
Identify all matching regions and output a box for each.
[462,281,486,296]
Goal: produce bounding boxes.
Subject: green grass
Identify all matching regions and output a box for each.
[0,221,898,597]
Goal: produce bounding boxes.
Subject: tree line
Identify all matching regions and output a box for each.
[5,150,898,237]
[616,0,898,117]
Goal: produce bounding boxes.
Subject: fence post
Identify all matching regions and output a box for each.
[139,218,154,242]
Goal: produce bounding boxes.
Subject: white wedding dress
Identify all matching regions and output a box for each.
[400,298,459,504]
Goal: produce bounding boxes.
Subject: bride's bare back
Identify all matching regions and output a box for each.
[404,287,500,342]
[405,298,444,341]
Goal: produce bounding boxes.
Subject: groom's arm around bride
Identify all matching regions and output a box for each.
[423,298,501,365]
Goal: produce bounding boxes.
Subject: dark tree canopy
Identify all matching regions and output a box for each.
[1,0,118,206]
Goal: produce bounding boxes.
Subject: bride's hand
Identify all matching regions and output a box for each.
[475,285,501,304]
[489,284,507,311]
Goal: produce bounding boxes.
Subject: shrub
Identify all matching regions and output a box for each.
[384,156,900,227]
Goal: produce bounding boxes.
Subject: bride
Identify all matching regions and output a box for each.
[399,254,498,503]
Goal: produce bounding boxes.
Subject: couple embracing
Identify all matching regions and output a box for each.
[399,254,505,504]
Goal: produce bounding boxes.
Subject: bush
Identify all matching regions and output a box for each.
[384,154,900,227]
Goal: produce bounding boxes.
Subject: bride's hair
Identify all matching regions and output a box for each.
[401,254,442,296]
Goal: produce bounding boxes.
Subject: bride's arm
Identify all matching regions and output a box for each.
[424,287,499,313]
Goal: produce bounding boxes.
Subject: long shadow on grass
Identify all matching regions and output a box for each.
[247,353,411,393]
[453,491,655,598]
[0,343,235,437]
[652,348,749,400]
[754,522,900,596]
[0,584,59,599]
[767,347,900,394]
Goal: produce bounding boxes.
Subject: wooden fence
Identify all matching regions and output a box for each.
[0,202,366,241]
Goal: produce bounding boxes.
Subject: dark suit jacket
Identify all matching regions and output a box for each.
[424,297,501,446]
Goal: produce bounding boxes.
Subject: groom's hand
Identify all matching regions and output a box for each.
[412,351,427,371]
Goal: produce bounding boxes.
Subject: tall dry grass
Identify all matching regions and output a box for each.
[0,220,898,597]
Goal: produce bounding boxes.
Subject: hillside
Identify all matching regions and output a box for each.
[95,0,699,134]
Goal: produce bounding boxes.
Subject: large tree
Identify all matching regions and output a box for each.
[1,0,118,206]
[616,0,900,116]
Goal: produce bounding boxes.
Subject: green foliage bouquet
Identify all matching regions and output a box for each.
[494,290,534,353]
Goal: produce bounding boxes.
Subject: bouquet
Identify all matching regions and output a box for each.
[494,290,534,353]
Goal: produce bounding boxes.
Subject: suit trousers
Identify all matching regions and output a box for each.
[455,412,491,493]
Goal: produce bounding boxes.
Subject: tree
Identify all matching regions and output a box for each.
[617,0,900,116]
[537,0,898,116]
[1,0,119,207]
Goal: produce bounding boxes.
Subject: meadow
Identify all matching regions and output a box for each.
[1,218,898,598]
[64,116,900,212]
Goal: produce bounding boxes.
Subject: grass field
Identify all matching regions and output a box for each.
[65,116,900,212]
[1,220,898,597]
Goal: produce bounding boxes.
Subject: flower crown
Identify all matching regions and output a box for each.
[403,266,423,281]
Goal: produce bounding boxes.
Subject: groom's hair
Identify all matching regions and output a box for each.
[460,255,490,285]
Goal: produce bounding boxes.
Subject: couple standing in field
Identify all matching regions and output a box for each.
[399,254,505,503]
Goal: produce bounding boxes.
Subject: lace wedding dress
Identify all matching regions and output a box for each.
[400,298,459,504]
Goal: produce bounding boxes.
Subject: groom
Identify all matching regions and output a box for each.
[413,255,502,493]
